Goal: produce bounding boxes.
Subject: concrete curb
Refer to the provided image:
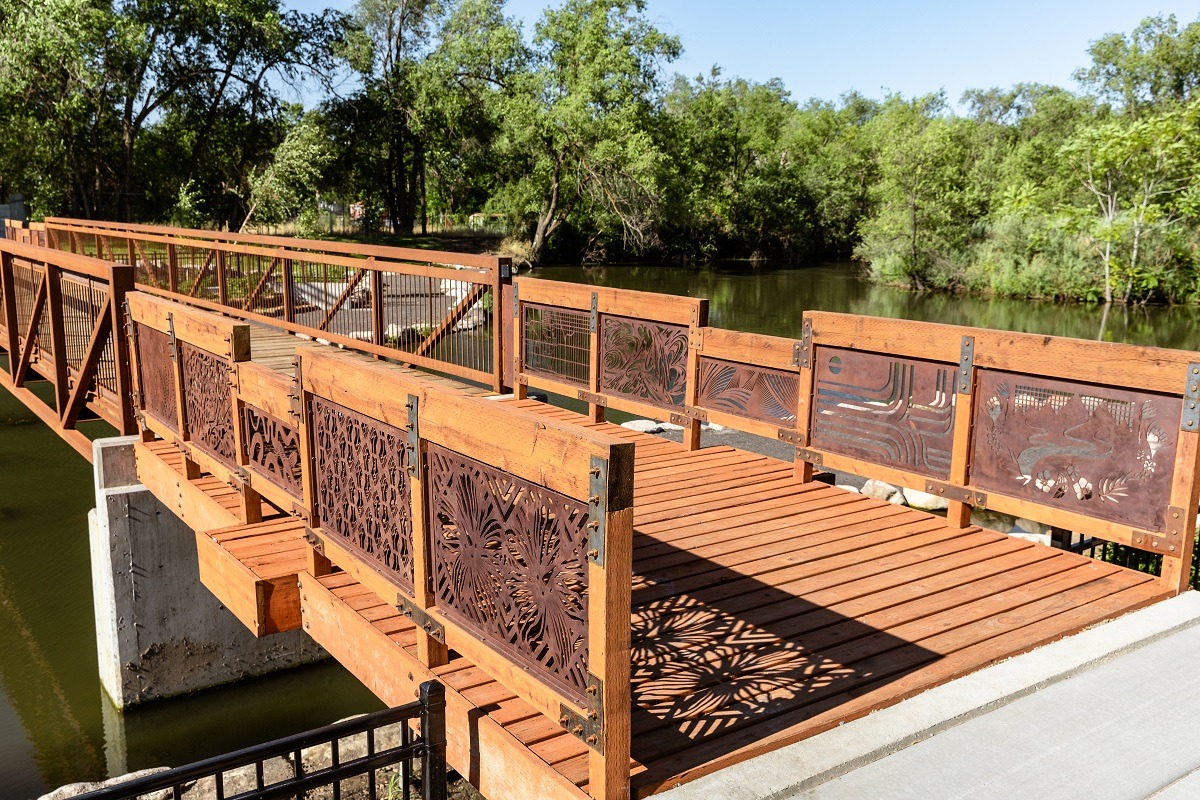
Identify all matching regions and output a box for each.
[655,591,1200,800]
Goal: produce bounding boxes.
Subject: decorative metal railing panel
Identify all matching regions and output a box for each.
[425,443,590,701]
[521,303,590,387]
[180,342,237,465]
[697,356,799,426]
[242,404,303,500]
[810,346,956,479]
[133,323,178,432]
[971,369,1181,531]
[599,314,689,410]
[310,395,414,592]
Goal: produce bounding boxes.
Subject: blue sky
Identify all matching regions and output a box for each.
[288,0,1200,105]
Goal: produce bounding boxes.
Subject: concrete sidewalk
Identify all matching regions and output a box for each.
[658,592,1200,800]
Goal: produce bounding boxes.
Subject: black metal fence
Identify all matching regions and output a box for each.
[74,682,447,800]
[1051,530,1200,590]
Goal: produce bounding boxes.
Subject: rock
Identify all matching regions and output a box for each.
[1014,517,1052,535]
[834,484,859,494]
[1009,531,1052,547]
[971,507,1019,534]
[902,487,949,511]
[621,419,662,434]
[657,421,684,432]
[888,491,909,506]
[703,422,727,432]
[860,479,901,503]
[40,768,171,800]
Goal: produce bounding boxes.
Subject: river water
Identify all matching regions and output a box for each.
[1,261,1197,796]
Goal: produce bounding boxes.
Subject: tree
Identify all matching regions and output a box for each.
[242,114,334,231]
[1076,14,1200,113]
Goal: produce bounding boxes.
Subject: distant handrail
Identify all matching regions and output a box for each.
[72,681,447,800]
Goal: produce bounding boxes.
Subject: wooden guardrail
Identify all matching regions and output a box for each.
[122,294,636,799]
[41,217,512,391]
[0,236,135,458]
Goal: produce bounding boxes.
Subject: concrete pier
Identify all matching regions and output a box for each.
[89,436,324,708]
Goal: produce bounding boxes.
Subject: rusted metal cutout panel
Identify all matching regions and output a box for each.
[180,342,237,467]
[599,314,689,411]
[134,322,178,433]
[971,368,1181,532]
[810,345,956,479]
[521,303,590,387]
[309,394,414,593]
[425,442,590,704]
[242,403,303,500]
[697,356,800,427]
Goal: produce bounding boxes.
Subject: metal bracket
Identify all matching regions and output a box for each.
[958,336,975,395]
[796,320,813,369]
[924,480,987,507]
[406,393,421,479]
[166,312,177,362]
[499,263,513,280]
[578,389,605,406]
[669,407,707,425]
[1135,505,1190,555]
[796,447,823,466]
[778,428,805,445]
[689,328,704,349]
[511,282,519,319]
[397,595,446,644]
[589,292,598,333]
[1182,364,1200,431]
[560,674,605,754]
[288,358,304,422]
[292,502,312,524]
[303,527,324,554]
[587,456,608,566]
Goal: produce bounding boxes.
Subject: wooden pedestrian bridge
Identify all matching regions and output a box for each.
[3,218,1199,800]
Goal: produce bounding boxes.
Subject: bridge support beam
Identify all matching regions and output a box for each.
[89,436,324,708]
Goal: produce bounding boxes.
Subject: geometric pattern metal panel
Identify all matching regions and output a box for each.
[599,314,689,410]
[242,404,303,500]
[971,369,1181,532]
[522,303,590,387]
[425,443,590,702]
[810,345,955,479]
[180,342,237,467]
[697,356,799,426]
[309,395,413,592]
[134,322,178,433]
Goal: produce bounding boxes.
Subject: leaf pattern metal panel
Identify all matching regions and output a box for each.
[521,303,590,387]
[134,323,178,433]
[810,346,955,479]
[180,342,237,467]
[599,314,689,410]
[971,369,1181,531]
[310,395,413,592]
[426,443,590,701]
[697,356,799,426]
[243,404,303,500]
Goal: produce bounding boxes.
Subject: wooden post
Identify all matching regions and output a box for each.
[108,264,137,434]
[216,249,229,306]
[492,260,510,394]
[588,442,635,800]
[409,432,449,668]
[946,336,978,528]
[281,258,296,323]
[44,264,70,415]
[1163,364,1200,593]
[588,292,603,423]
[0,251,18,366]
[794,318,815,482]
[167,244,179,293]
[370,260,384,351]
[512,280,528,401]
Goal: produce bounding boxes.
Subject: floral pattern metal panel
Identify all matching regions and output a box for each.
[310,395,414,592]
[521,303,590,387]
[134,323,178,432]
[697,356,799,426]
[425,443,590,701]
[599,314,689,410]
[180,342,237,466]
[243,404,303,500]
[810,346,956,479]
[971,369,1181,531]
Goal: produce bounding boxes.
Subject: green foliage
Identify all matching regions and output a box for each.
[244,115,334,230]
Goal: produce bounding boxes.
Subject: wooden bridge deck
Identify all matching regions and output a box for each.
[290,398,1169,799]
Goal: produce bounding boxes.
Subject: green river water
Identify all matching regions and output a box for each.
[1,261,1197,797]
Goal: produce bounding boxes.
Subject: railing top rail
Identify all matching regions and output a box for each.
[44,217,509,272]
[696,326,802,373]
[515,276,707,327]
[0,237,123,281]
[127,291,252,360]
[805,310,1199,395]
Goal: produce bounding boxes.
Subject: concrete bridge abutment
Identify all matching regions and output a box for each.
[89,436,324,709]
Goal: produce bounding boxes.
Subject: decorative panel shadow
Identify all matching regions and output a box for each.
[426,443,590,701]
[134,323,177,432]
[810,346,955,479]
[310,395,413,592]
[599,314,688,410]
[522,303,590,387]
[697,357,798,426]
[243,404,303,500]
[971,369,1181,531]
[180,342,236,466]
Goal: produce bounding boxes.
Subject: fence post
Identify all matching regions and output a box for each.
[493,259,511,394]
[44,263,70,414]
[420,681,447,800]
[167,244,178,293]
[370,260,384,349]
[1,251,18,370]
[108,264,138,434]
[216,249,229,306]
[282,258,296,323]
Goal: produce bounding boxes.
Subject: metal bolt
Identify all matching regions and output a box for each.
[590,467,601,477]
[573,726,583,736]
[586,735,598,745]
[587,520,599,531]
[586,684,598,695]
[588,549,599,560]
[560,715,569,725]
[590,495,600,504]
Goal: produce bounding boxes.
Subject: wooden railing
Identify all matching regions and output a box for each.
[122,294,636,799]
[41,217,512,391]
[0,236,135,458]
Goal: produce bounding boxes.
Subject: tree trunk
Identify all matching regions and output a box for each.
[529,167,562,265]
